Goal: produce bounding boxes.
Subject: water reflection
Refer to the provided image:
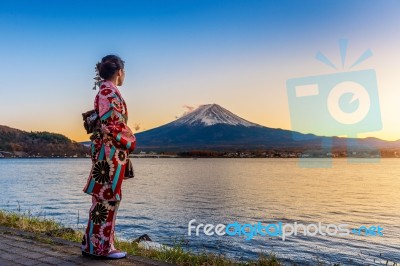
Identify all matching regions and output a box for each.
[0,158,399,264]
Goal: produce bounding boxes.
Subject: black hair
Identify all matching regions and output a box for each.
[97,54,125,80]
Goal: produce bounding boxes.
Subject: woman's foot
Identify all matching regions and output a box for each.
[106,249,127,259]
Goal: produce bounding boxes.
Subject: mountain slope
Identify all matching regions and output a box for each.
[135,104,399,152]
[0,125,89,157]
[171,104,262,127]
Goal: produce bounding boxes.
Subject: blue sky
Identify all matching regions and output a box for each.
[1,0,400,141]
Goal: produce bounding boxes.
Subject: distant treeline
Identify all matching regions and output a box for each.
[177,150,224,157]
[177,149,400,158]
[0,125,89,157]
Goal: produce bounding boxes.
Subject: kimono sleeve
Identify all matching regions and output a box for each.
[97,90,136,153]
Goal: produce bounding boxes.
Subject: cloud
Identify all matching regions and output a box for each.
[182,105,196,116]
[174,104,198,119]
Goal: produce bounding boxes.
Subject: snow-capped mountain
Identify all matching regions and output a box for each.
[134,103,304,151]
[134,103,396,152]
[171,104,262,128]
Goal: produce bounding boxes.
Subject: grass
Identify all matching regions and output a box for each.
[0,209,281,266]
[4,209,396,266]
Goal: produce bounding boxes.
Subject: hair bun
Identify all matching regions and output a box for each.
[97,55,125,80]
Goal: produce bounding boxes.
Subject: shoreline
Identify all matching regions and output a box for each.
[0,225,173,266]
[0,156,399,159]
[0,210,282,266]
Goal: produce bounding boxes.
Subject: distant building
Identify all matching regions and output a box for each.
[14,151,28,157]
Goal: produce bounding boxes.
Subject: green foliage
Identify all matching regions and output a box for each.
[0,125,89,157]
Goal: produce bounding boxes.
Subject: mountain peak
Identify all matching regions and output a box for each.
[171,103,262,127]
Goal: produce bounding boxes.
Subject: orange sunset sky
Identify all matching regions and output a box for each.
[1,1,400,142]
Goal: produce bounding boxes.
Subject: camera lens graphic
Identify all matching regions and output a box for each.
[327,81,371,125]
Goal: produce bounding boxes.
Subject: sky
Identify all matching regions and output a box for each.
[1,0,400,142]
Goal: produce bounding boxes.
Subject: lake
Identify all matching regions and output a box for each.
[0,158,399,265]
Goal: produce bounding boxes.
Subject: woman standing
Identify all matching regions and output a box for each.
[82,55,136,259]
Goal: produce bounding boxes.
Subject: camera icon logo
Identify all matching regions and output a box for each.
[286,40,382,167]
[287,69,381,137]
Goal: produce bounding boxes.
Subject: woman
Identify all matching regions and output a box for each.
[81,55,136,259]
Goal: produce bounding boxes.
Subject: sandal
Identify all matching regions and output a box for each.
[106,249,127,259]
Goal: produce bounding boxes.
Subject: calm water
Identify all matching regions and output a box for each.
[0,158,399,265]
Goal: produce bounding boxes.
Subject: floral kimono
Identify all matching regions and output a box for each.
[81,80,136,256]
